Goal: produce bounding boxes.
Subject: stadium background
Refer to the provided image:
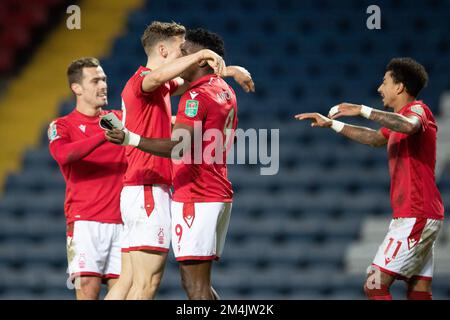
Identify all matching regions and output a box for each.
[0,0,449,299]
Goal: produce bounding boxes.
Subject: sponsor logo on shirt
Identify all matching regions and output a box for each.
[185,100,199,117]
[189,91,199,99]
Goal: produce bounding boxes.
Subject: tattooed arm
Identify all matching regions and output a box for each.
[368,109,421,135]
[340,124,387,147]
[329,102,421,135]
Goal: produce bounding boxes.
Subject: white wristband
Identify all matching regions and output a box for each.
[122,129,141,147]
[360,105,372,119]
[331,120,345,133]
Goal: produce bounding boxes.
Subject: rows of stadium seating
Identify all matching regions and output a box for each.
[0,0,67,74]
[0,0,450,299]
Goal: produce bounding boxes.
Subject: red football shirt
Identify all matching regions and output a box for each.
[380,100,444,220]
[48,109,127,224]
[121,66,178,186]
[172,74,238,203]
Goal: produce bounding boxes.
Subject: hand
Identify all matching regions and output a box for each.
[197,49,226,77]
[328,103,362,119]
[105,129,125,145]
[294,113,332,128]
[225,66,255,93]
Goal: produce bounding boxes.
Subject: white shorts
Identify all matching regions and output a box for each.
[67,220,123,281]
[120,185,171,253]
[371,217,443,280]
[171,201,232,261]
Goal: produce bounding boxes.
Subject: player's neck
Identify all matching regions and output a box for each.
[393,95,415,113]
[145,55,164,70]
[76,102,102,117]
[189,70,212,83]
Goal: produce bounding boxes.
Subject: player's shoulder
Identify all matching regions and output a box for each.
[49,114,71,127]
[407,100,432,116]
[181,86,208,102]
[124,67,149,87]
[48,115,70,142]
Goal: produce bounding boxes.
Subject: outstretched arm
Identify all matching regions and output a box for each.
[340,124,387,147]
[295,112,387,147]
[105,123,194,158]
[328,103,421,135]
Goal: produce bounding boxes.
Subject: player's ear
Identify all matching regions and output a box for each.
[198,60,208,68]
[396,82,406,95]
[71,82,83,96]
[159,44,168,59]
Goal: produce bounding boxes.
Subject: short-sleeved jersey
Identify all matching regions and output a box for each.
[172,74,238,203]
[121,66,178,186]
[380,101,444,220]
[48,109,127,224]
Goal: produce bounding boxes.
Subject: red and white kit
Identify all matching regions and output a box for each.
[120,66,179,252]
[172,74,238,261]
[372,101,444,279]
[48,109,127,280]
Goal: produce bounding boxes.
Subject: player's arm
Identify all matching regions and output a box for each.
[223,66,255,93]
[171,77,190,96]
[171,66,255,96]
[328,103,421,135]
[142,49,225,93]
[49,129,106,165]
[105,123,193,158]
[295,113,387,147]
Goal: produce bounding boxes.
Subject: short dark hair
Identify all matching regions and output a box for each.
[67,57,100,85]
[186,28,225,58]
[386,57,428,97]
[141,21,186,54]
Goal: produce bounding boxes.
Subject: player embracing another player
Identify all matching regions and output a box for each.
[104,21,253,300]
[296,57,444,300]
[106,28,240,300]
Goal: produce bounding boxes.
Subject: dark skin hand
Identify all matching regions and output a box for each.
[105,129,125,145]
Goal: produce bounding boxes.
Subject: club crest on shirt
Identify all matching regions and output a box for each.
[410,105,424,116]
[47,121,60,142]
[185,100,199,117]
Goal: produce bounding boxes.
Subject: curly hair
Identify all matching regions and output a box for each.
[386,57,428,97]
[186,28,225,58]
